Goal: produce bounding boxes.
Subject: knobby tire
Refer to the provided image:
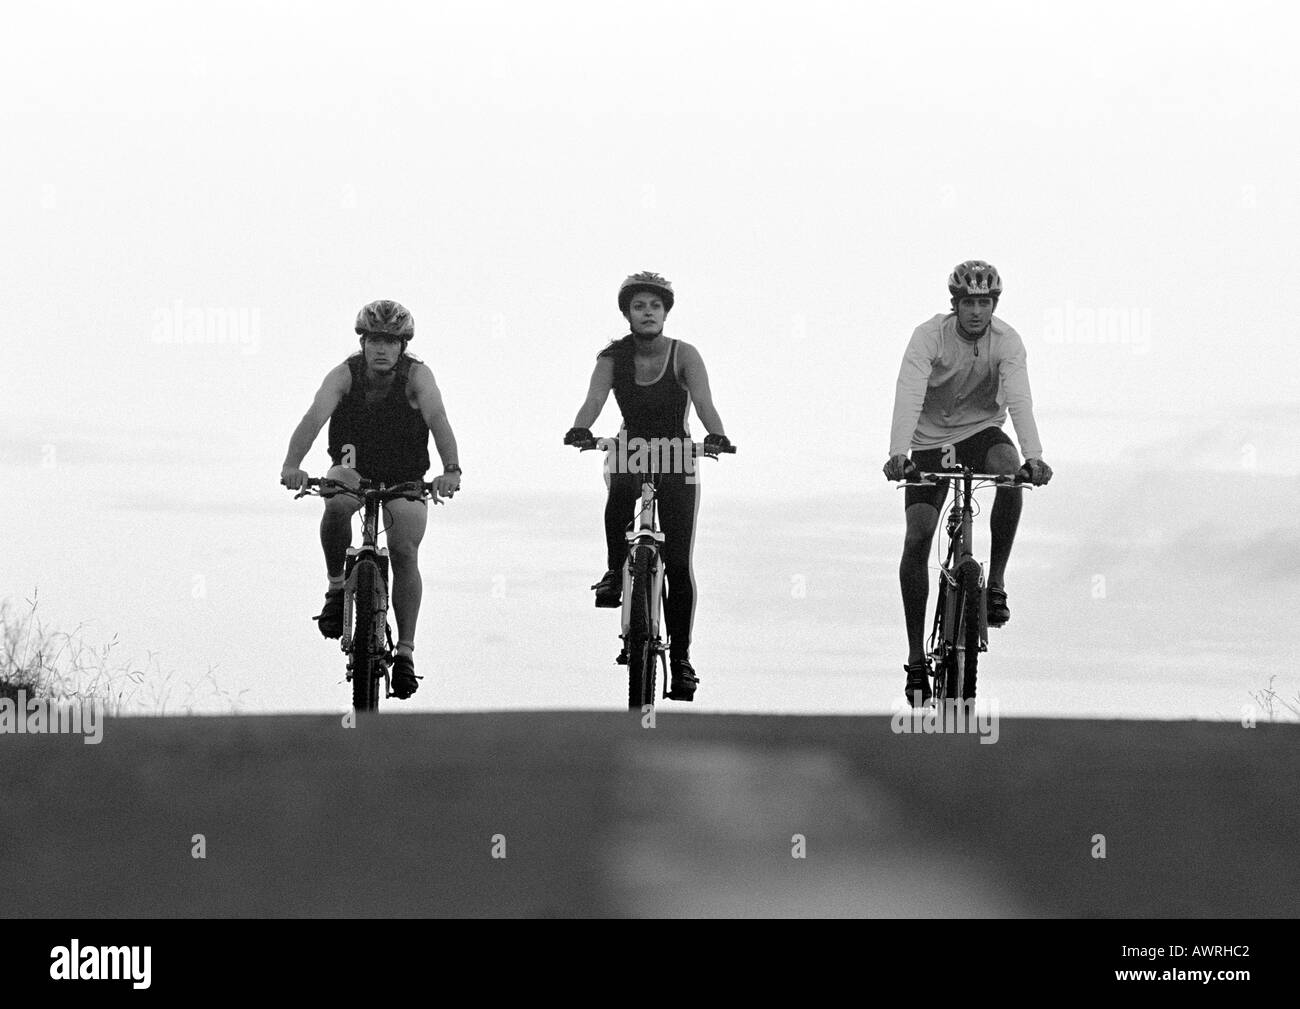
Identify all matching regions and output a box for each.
[626,546,657,710]
[351,561,382,712]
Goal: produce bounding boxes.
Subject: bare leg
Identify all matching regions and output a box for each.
[901,503,940,665]
[320,466,362,581]
[984,445,1022,589]
[384,499,428,655]
[320,507,354,579]
[988,493,1022,589]
[389,550,422,649]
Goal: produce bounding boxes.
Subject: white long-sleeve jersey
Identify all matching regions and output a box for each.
[888,313,1044,461]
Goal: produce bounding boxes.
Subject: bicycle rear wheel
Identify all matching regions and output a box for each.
[350,561,382,712]
[625,546,657,710]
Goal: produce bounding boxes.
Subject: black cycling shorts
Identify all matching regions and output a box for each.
[904,425,1016,510]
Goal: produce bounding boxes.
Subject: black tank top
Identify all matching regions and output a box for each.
[612,339,691,440]
[327,352,431,482]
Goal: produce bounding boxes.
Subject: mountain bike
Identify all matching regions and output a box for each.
[290,476,445,711]
[898,466,1033,702]
[572,435,736,709]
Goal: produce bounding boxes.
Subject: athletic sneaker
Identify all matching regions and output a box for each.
[667,658,699,701]
[904,660,932,707]
[987,585,1010,627]
[391,653,422,699]
[591,569,622,608]
[314,588,344,639]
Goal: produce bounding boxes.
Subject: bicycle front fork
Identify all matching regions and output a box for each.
[340,546,391,655]
[932,560,990,655]
[950,560,989,651]
[619,544,665,640]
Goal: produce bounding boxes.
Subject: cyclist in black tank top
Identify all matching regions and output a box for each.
[280,300,463,701]
[611,339,692,441]
[565,273,733,702]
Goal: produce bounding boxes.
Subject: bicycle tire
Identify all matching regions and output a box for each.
[937,576,967,702]
[930,576,951,701]
[351,561,382,712]
[626,545,657,710]
[959,562,982,700]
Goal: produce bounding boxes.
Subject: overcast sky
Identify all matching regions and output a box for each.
[4,0,1297,498]
[3,0,1298,720]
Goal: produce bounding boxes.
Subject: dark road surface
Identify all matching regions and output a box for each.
[2,712,1296,917]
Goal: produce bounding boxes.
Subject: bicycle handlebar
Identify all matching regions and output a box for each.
[895,470,1035,488]
[571,436,737,456]
[286,476,455,502]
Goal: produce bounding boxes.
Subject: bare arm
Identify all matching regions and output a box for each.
[283,363,351,470]
[572,356,615,430]
[408,362,460,470]
[677,342,726,436]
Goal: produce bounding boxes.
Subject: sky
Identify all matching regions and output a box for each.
[3,1,1298,716]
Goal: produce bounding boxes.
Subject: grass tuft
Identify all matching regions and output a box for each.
[1,589,245,714]
[1249,674,1300,723]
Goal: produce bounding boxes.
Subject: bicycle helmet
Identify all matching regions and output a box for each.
[618,272,675,315]
[355,299,415,340]
[947,261,1003,299]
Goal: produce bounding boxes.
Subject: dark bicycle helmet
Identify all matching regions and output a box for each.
[617,272,675,315]
[355,299,415,340]
[947,261,1003,299]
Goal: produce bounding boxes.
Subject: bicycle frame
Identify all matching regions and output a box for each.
[899,467,1031,702]
[620,480,667,643]
[929,469,989,662]
[292,476,442,708]
[574,434,735,707]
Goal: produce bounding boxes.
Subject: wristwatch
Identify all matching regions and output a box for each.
[444,463,462,475]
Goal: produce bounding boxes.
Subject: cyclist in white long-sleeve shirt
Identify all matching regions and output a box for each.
[882,261,1053,706]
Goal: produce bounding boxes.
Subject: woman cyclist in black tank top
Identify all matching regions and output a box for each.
[565,273,733,702]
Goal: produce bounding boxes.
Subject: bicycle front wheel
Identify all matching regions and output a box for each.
[350,561,383,712]
[930,574,961,702]
[626,545,657,710]
[953,561,982,701]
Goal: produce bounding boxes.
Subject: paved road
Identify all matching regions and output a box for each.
[2,712,1296,917]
